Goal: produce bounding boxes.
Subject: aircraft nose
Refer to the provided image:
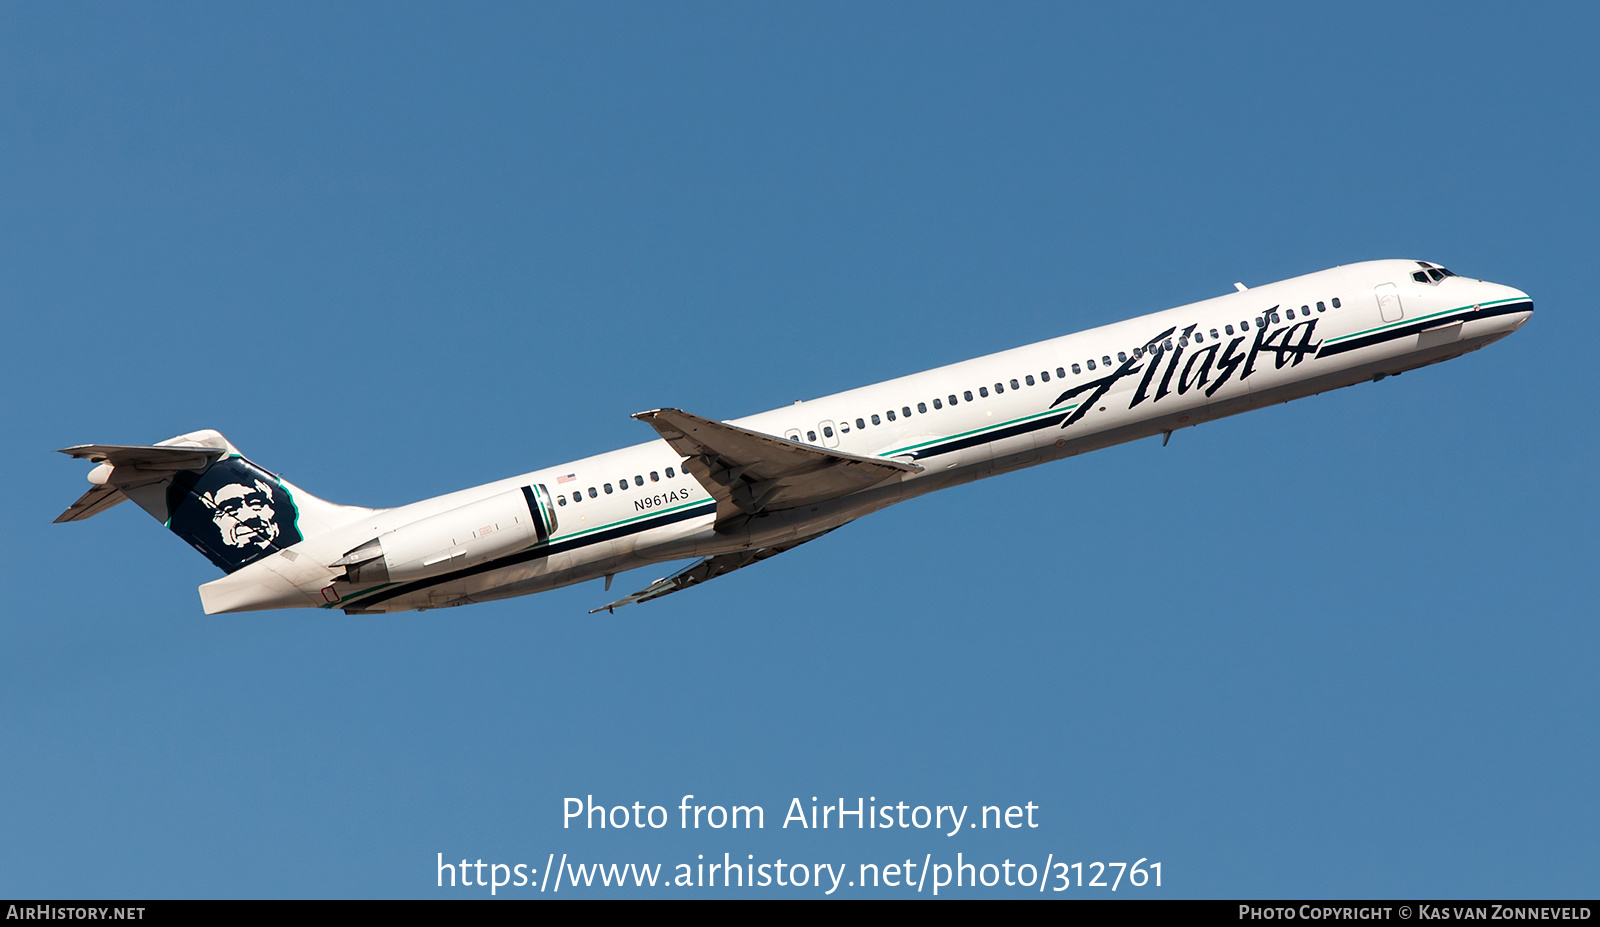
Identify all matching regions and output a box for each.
[1482,281,1533,330]
[1505,285,1532,320]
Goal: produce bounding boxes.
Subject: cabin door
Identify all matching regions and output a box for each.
[1375,283,1404,323]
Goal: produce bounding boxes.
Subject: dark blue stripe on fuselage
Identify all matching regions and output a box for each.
[907,410,1074,461]
[1317,300,1532,359]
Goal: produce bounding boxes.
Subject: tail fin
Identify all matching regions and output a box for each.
[56,429,375,574]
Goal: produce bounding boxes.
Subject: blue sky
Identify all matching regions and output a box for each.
[2,2,1594,898]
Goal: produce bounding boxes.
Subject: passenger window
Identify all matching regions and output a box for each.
[1316,301,1326,311]
[1194,331,1205,343]
[1117,352,1127,363]
[1009,379,1019,390]
[666,467,676,478]
[871,414,881,425]
[917,402,927,413]
[1072,363,1081,374]
[588,487,598,498]
[1040,370,1050,382]
[979,387,989,398]
[823,425,834,438]
[857,418,866,429]
[1286,309,1295,320]
[618,478,628,490]
[1086,359,1096,370]
[964,391,973,402]
[840,422,850,433]
[572,492,582,503]
[1331,297,1341,308]
[994,382,1004,393]
[557,495,566,506]
[635,475,644,487]
[1056,367,1066,379]
[932,398,942,410]
[1225,324,1234,335]
[806,430,816,441]
[1209,330,1217,340]
[1241,320,1250,331]
[948,395,958,406]
[604,483,613,494]
[902,406,912,417]
[650,471,659,482]
[1102,355,1111,367]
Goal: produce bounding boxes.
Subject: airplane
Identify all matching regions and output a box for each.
[56,259,1533,616]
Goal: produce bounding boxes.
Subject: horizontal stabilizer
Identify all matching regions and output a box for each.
[633,408,920,523]
[590,528,836,613]
[54,443,230,523]
[58,444,227,471]
[54,485,128,523]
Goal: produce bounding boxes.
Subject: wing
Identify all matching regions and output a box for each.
[53,443,227,523]
[590,528,838,614]
[633,408,921,524]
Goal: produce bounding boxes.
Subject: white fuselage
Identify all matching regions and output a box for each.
[198,259,1532,614]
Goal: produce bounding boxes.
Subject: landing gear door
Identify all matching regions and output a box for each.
[1375,283,1404,323]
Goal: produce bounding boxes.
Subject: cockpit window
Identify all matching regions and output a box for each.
[1414,263,1458,284]
[1413,267,1457,284]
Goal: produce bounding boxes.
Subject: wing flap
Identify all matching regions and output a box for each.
[633,408,919,519]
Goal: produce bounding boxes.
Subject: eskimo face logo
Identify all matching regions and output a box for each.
[201,478,281,550]
[166,457,303,573]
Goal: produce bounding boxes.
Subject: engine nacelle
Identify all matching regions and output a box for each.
[332,485,557,586]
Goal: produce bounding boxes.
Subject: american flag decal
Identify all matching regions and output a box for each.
[556,473,576,484]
